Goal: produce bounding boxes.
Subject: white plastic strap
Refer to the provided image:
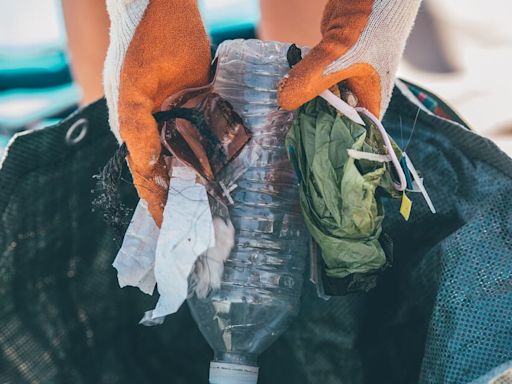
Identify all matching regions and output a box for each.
[404,152,436,214]
[347,149,392,163]
[320,90,365,125]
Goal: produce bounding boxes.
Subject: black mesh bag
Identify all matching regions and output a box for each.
[1,82,511,384]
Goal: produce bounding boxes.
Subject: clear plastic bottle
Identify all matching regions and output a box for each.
[187,39,308,384]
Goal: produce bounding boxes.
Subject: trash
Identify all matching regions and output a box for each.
[113,199,158,295]
[113,160,217,324]
[400,192,413,221]
[403,152,436,214]
[2,56,512,384]
[286,96,401,285]
[148,162,215,322]
[320,89,366,125]
[189,216,235,299]
[187,39,308,384]
[113,60,255,322]
[118,39,309,381]
[115,165,236,325]
[158,60,251,188]
[284,43,435,293]
[109,51,267,324]
[92,143,132,240]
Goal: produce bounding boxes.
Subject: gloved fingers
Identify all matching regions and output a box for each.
[117,91,162,172]
[338,64,382,118]
[278,42,382,116]
[278,41,337,111]
[129,156,168,227]
[118,94,168,226]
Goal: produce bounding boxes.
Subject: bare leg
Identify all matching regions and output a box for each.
[259,0,328,47]
[61,0,110,105]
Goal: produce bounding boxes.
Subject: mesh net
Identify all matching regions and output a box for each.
[0,83,511,384]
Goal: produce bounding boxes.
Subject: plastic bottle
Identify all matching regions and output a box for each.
[187,39,308,384]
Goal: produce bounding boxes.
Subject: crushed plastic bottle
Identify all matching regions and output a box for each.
[187,39,308,384]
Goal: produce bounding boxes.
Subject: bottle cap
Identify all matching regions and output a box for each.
[209,361,259,384]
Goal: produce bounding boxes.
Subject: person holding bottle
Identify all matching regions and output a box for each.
[62,0,421,226]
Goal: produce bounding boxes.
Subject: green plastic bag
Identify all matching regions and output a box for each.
[286,97,401,280]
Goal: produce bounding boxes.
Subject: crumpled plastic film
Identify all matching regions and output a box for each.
[115,162,219,325]
[113,200,158,295]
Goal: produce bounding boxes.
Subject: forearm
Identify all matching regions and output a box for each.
[259,0,328,47]
[61,0,110,104]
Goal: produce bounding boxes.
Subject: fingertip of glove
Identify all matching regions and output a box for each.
[278,95,302,111]
[277,76,308,111]
[126,145,162,175]
[135,175,166,228]
[148,205,163,228]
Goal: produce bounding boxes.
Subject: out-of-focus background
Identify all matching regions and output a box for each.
[401,0,512,153]
[0,0,511,158]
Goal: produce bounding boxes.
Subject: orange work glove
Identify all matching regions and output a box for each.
[278,0,421,119]
[104,0,211,226]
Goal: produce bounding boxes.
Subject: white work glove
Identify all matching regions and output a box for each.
[103,0,211,226]
[278,0,421,119]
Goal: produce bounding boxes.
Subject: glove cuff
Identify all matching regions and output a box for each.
[104,0,150,143]
[324,0,422,118]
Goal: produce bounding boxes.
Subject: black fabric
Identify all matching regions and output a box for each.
[261,87,512,384]
[1,84,512,384]
[0,102,211,383]
[92,142,130,241]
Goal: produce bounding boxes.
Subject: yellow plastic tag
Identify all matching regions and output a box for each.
[400,192,412,221]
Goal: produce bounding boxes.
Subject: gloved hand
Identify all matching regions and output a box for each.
[278,0,421,119]
[104,0,211,226]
